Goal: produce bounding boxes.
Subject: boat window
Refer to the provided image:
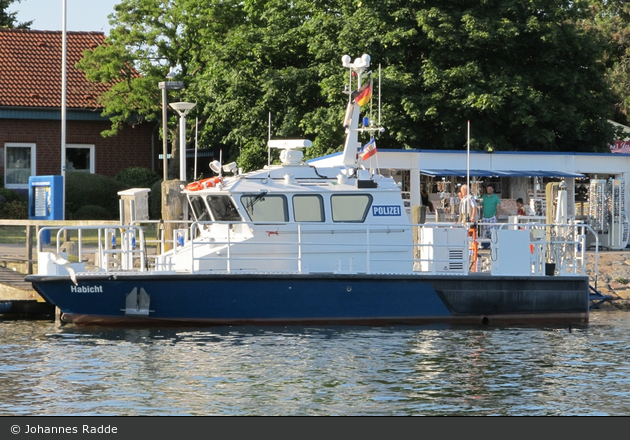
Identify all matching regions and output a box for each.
[207,195,242,222]
[189,195,211,222]
[293,195,325,222]
[241,194,288,222]
[331,194,372,222]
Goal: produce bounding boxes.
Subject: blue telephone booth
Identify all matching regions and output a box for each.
[29,176,63,245]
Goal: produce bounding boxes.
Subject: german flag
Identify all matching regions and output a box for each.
[352,80,372,107]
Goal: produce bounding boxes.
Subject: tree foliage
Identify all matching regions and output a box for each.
[579,1,630,127]
[409,0,615,152]
[1,0,32,29]
[78,0,618,175]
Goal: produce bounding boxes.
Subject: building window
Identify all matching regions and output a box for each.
[66,144,94,173]
[4,143,36,189]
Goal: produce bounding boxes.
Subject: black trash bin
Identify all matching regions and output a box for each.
[545,263,556,276]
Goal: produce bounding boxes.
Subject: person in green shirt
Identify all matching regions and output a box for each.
[479,184,501,248]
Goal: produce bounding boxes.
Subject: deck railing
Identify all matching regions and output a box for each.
[32,220,599,287]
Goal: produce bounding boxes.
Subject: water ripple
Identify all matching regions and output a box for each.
[1,311,629,415]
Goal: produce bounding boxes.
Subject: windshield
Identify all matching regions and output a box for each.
[207,195,241,221]
[189,195,211,221]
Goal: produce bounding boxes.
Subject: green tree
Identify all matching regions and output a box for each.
[78,0,322,174]
[78,0,260,178]
[78,0,617,175]
[409,0,615,152]
[578,1,630,127]
[78,0,182,179]
[1,0,33,29]
[189,0,326,168]
[284,0,616,153]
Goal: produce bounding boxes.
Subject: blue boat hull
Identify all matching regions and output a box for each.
[25,273,590,326]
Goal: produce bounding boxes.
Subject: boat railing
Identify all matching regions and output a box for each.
[176,221,496,276]
[183,221,427,274]
[179,220,597,278]
[36,225,148,272]
[468,219,599,285]
[34,220,599,284]
[127,219,195,254]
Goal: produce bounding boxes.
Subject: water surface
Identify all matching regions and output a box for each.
[1,311,628,416]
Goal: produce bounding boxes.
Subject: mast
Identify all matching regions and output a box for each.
[61,0,67,220]
[340,54,383,171]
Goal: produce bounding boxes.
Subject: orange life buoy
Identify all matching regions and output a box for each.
[185,176,222,191]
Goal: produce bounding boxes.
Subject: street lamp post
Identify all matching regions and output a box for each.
[158,79,184,181]
[169,102,196,182]
[61,0,67,220]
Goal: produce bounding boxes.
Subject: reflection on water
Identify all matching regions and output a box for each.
[1,311,629,416]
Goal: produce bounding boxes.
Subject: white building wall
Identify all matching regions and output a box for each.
[574,155,629,174]
[490,152,576,173]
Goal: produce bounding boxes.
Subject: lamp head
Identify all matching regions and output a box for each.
[222,162,238,174]
[169,102,196,116]
[210,160,221,174]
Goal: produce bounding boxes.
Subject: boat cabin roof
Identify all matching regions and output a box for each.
[186,163,401,195]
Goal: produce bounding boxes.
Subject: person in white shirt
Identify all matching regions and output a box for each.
[458,184,477,224]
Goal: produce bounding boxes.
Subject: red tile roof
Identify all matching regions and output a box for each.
[0,29,109,109]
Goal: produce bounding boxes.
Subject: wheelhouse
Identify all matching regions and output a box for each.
[187,191,379,224]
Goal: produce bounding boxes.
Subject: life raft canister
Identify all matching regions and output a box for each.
[185,176,223,191]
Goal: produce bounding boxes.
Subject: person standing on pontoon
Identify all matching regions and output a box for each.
[458,184,477,224]
[478,184,501,249]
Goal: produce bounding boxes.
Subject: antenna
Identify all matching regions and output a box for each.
[267,112,271,178]
[348,65,352,107]
[369,70,373,126]
[194,117,198,180]
[467,120,470,192]
[378,64,381,127]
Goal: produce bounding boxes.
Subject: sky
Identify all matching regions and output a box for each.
[12,0,120,34]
